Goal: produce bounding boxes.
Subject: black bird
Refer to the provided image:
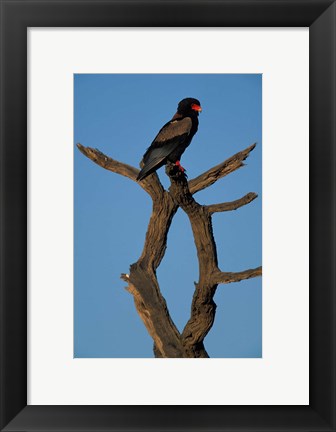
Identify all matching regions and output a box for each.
[136,98,202,181]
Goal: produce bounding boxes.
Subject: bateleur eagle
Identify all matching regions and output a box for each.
[136,98,201,181]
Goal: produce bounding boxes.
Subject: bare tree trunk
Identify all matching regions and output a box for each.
[77,143,262,358]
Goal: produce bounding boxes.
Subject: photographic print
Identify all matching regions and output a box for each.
[74,74,262,358]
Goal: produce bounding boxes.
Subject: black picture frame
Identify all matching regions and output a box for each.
[1,1,335,431]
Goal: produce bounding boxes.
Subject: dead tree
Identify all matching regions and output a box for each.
[77,142,262,358]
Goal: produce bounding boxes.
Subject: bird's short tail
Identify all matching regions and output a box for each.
[136,171,145,181]
[136,167,150,182]
[136,159,162,181]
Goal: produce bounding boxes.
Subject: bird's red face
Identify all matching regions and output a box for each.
[191,103,202,112]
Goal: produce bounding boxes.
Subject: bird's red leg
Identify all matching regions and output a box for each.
[175,160,185,173]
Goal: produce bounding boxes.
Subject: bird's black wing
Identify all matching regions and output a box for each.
[142,117,192,167]
[137,117,192,181]
[151,116,192,146]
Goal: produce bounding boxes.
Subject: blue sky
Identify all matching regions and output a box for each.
[74,74,262,358]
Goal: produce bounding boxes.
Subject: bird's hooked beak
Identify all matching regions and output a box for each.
[191,103,202,112]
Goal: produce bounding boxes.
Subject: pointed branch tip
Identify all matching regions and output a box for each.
[214,266,262,285]
[121,273,130,282]
[207,192,258,214]
[189,142,258,195]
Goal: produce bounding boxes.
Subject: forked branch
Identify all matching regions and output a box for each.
[78,142,262,358]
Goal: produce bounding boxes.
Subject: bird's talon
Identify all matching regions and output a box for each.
[175,160,186,173]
